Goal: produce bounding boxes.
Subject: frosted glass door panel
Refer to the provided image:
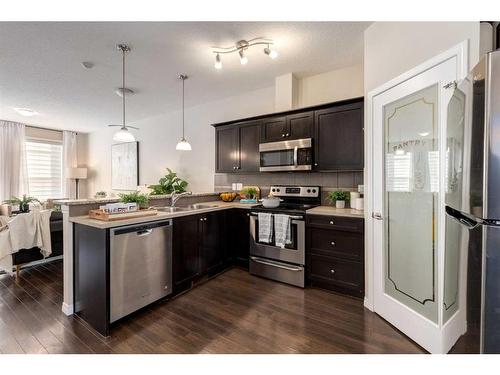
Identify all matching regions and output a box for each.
[443,87,466,322]
[384,84,439,323]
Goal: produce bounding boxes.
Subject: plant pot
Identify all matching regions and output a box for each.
[335,200,345,209]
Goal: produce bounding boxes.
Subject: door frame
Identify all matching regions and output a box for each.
[364,41,469,313]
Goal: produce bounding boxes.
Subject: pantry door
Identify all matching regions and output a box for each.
[370,44,466,353]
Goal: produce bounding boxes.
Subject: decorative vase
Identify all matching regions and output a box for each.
[335,200,345,209]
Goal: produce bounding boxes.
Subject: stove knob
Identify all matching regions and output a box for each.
[312,189,316,193]
[307,189,311,193]
[277,188,280,192]
[272,188,275,192]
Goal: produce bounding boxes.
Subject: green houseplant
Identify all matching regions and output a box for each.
[241,187,258,201]
[327,190,350,209]
[3,195,40,213]
[118,191,150,209]
[148,168,189,195]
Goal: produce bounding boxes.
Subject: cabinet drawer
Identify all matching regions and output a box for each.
[308,254,363,296]
[306,214,364,232]
[308,228,363,260]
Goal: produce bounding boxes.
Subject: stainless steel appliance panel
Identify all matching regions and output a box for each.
[249,256,305,287]
[110,220,172,323]
[259,138,313,172]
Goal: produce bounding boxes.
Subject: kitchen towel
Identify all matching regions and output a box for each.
[258,212,273,244]
[274,214,292,249]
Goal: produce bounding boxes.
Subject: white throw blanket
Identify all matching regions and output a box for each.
[0,210,52,273]
[258,213,273,244]
[274,214,292,249]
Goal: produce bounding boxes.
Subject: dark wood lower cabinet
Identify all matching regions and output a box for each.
[227,209,250,269]
[306,214,364,298]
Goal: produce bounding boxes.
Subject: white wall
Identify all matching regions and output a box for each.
[86,86,275,196]
[298,64,364,107]
[364,22,480,94]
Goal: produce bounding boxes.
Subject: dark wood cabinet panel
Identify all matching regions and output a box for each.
[227,209,250,269]
[238,121,261,172]
[314,102,364,171]
[261,116,287,142]
[309,227,363,261]
[200,211,224,274]
[287,111,313,140]
[306,214,364,233]
[308,254,364,297]
[173,214,202,288]
[215,126,238,173]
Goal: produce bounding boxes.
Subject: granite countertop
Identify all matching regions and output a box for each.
[306,206,365,218]
[54,192,219,206]
[70,200,258,229]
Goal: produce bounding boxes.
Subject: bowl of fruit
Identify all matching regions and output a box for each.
[219,192,237,202]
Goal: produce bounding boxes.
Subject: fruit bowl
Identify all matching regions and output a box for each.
[219,192,237,202]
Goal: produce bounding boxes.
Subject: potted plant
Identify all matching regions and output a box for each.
[241,187,258,201]
[94,191,107,199]
[328,190,350,209]
[3,195,40,213]
[148,168,189,195]
[118,191,150,209]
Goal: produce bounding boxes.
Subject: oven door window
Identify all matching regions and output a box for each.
[254,218,298,250]
[260,149,294,167]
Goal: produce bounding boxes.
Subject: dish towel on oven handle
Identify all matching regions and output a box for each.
[274,214,291,249]
[258,212,273,244]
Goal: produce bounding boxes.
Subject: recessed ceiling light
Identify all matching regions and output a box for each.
[81,61,94,69]
[418,132,430,137]
[13,107,38,117]
[114,87,135,97]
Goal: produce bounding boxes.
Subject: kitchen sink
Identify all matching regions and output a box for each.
[156,206,192,213]
[179,204,219,210]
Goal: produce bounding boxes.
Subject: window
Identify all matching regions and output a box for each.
[25,140,63,201]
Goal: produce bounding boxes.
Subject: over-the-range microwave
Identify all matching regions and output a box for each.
[259,138,313,172]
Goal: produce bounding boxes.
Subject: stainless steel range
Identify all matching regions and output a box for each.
[249,185,321,287]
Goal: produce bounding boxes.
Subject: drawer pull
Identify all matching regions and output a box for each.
[330,269,335,274]
[329,220,334,225]
[330,241,336,246]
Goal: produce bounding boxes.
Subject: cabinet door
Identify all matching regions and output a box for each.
[227,209,250,269]
[215,126,238,172]
[200,211,224,274]
[261,116,287,142]
[314,102,364,171]
[287,111,313,140]
[173,214,201,287]
[237,121,261,172]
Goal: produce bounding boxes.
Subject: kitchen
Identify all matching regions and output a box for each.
[0,6,499,371]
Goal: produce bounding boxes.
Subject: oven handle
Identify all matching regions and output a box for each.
[250,256,303,272]
[250,212,304,220]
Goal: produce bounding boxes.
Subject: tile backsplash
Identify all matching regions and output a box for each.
[215,171,363,205]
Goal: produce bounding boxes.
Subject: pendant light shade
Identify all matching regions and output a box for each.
[113,127,136,142]
[109,44,138,142]
[176,74,191,151]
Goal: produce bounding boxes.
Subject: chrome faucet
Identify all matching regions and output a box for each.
[171,191,192,207]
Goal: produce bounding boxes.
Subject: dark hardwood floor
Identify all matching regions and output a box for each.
[0,259,425,354]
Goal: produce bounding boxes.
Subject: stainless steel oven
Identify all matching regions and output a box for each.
[259,138,313,172]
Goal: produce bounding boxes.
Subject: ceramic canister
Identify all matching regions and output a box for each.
[349,192,360,208]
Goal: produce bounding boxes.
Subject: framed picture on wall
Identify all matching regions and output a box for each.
[111,141,139,190]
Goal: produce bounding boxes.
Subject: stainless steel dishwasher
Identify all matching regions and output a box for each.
[109,219,172,323]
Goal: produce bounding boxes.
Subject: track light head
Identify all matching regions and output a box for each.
[214,53,222,70]
[239,49,248,65]
[264,46,278,59]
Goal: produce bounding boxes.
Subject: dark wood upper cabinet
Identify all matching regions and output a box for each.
[213,97,364,173]
[287,111,313,140]
[314,101,364,171]
[238,121,261,172]
[261,116,287,142]
[215,120,261,173]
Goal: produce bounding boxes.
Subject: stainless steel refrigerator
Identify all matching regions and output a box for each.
[445,49,500,353]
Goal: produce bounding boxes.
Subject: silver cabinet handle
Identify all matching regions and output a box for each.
[314,163,318,166]
[204,218,208,221]
[330,241,336,246]
[136,229,153,236]
[199,218,204,221]
[372,212,383,220]
[329,220,334,225]
[286,133,290,137]
[330,269,335,274]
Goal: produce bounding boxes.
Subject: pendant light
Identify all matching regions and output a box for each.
[108,44,138,142]
[176,74,192,151]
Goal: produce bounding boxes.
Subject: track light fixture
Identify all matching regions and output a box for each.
[212,38,277,69]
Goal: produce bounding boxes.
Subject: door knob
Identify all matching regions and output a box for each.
[372,212,383,220]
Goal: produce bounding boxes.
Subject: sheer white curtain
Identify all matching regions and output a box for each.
[62,131,78,199]
[0,121,29,201]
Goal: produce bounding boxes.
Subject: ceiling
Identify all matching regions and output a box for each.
[0,22,370,132]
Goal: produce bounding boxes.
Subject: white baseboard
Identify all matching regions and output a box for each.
[364,297,374,311]
[61,302,73,316]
